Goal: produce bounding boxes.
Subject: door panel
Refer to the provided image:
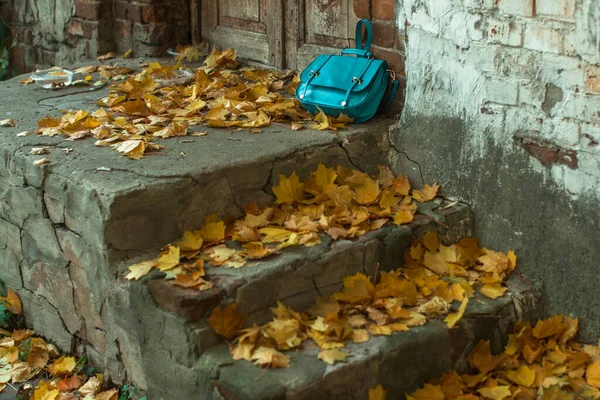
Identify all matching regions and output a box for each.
[197,0,354,70]
[289,0,357,70]
[201,0,284,67]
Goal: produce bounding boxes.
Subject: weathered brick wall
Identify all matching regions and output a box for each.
[391,0,600,340]
[1,0,189,74]
[353,0,406,112]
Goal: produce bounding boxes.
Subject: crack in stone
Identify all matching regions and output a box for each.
[387,130,426,184]
[310,277,323,298]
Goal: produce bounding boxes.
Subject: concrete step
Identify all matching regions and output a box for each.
[193,276,541,400]
[145,204,473,326]
[123,204,474,398]
[0,71,398,386]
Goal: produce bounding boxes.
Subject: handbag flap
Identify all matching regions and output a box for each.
[300,54,385,93]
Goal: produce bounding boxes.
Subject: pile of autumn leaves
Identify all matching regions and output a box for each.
[125,164,440,285]
[0,291,118,400]
[34,48,347,159]
[204,230,516,370]
[406,315,600,400]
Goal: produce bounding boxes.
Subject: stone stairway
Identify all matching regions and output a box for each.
[0,72,542,399]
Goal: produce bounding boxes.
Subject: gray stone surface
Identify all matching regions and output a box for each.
[190,277,541,400]
[0,67,396,391]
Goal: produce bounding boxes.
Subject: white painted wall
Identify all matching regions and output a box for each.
[396,0,600,201]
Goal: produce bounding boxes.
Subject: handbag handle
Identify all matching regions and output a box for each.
[355,19,373,52]
[340,48,373,58]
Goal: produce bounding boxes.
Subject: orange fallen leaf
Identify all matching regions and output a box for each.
[208,304,246,339]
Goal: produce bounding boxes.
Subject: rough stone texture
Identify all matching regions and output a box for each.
[393,0,600,341]
[192,277,541,400]
[2,0,190,74]
[147,205,473,327]
[0,65,394,389]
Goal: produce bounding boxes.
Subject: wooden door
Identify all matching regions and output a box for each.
[285,0,358,70]
[199,0,285,67]
[195,0,356,70]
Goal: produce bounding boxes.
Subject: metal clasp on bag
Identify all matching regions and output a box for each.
[309,70,319,77]
[352,77,362,85]
[387,69,396,82]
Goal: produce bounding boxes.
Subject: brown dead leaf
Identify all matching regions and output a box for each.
[208,304,246,339]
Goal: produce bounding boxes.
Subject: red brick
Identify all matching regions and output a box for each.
[127,2,142,22]
[371,46,404,75]
[66,18,97,39]
[584,65,600,94]
[353,0,371,20]
[523,142,558,165]
[372,0,394,21]
[10,44,24,68]
[113,0,127,19]
[75,0,100,20]
[115,19,133,41]
[114,0,141,21]
[371,20,395,48]
[141,4,165,23]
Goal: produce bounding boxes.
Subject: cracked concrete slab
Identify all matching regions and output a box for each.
[190,277,541,400]
[0,69,396,389]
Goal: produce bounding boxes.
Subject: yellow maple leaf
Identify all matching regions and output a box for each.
[251,346,290,368]
[392,175,411,196]
[201,216,226,243]
[444,296,469,329]
[260,227,295,244]
[532,315,567,339]
[125,260,157,280]
[318,349,350,365]
[355,176,381,205]
[156,245,180,271]
[407,383,445,400]
[423,250,449,275]
[393,197,417,225]
[587,360,600,388]
[79,375,104,396]
[368,324,392,336]
[208,304,246,339]
[304,164,337,194]
[477,386,512,400]
[95,389,119,400]
[272,173,304,204]
[333,273,375,303]
[0,289,22,315]
[352,329,370,343]
[368,385,387,400]
[422,231,440,253]
[311,109,334,130]
[31,380,60,400]
[263,319,302,350]
[111,139,146,159]
[243,242,277,259]
[412,183,439,202]
[174,230,204,251]
[506,364,536,387]
[48,356,76,375]
[468,341,499,374]
[479,283,508,299]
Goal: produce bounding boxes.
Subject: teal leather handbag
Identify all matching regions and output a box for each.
[296,19,399,123]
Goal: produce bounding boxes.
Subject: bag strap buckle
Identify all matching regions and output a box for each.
[387,69,396,82]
